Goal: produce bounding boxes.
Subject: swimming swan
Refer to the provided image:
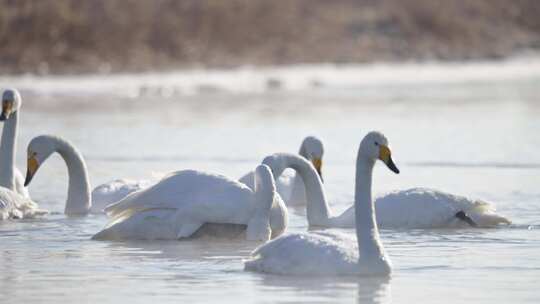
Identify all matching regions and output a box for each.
[0,89,29,198]
[0,187,47,220]
[92,164,288,241]
[92,179,152,211]
[24,135,95,215]
[244,131,398,276]
[240,136,323,205]
[261,154,510,229]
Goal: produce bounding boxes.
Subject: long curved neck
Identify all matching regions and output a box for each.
[55,139,91,215]
[288,145,310,203]
[280,154,332,226]
[354,156,384,258]
[253,169,275,220]
[0,112,18,190]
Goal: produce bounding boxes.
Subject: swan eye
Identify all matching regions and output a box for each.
[374,141,379,146]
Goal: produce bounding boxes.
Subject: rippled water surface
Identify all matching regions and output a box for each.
[1,59,540,303]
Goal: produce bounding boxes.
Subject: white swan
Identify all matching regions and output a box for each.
[0,89,29,198]
[0,187,47,220]
[92,179,153,212]
[244,131,397,276]
[240,136,323,205]
[261,154,510,229]
[24,135,95,215]
[92,164,288,241]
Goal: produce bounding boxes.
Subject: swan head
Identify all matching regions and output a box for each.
[360,131,400,174]
[0,89,22,121]
[24,135,58,186]
[299,136,324,180]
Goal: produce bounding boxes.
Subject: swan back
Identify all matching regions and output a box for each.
[104,170,254,222]
[375,188,511,228]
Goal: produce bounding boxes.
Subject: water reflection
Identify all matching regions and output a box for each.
[356,277,392,304]
[251,272,391,304]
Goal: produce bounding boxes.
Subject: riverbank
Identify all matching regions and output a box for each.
[1,0,539,75]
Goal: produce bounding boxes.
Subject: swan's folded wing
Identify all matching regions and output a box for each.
[0,188,47,219]
[105,170,253,219]
[92,178,153,212]
[246,231,357,275]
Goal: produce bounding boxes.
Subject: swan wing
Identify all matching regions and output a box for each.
[105,170,255,224]
[0,187,47,220]
[375,188,510,228]
[91,178,153,213]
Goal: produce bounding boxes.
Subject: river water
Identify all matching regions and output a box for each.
[1,58,539,303]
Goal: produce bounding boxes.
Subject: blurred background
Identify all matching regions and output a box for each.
[1,0,540,74]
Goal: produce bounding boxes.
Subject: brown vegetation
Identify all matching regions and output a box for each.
[1,0,539,74]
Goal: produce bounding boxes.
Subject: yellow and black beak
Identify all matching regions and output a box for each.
[379,145,400,174]
[0,101,13,121]
[312,158,323,182]
[24,154,40,186]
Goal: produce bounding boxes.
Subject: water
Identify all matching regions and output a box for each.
[1,58,540,303]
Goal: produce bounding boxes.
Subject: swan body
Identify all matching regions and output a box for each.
[240,136,323,205]
[261,154,510,229]
[343,188,511,229]
[91,179,152,212]
[93,165,288,241]
[0,187,47,220]
[25,135,93,215]
[245,131,397,276]
[0,89,29,198]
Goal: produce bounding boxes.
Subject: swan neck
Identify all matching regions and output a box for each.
[284,154,331,226]
[253,171,274,218]
[56,140,91,215]
[354,157,384,258]
[0,112,17,190]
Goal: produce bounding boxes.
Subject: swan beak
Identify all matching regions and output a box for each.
[24,155,40,186]
[379,145,400,174]
[0,101,13,121]
[312,158,323,182]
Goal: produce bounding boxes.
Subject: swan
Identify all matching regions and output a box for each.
[244,131,397,276]
[240,136,323,205]
[0,187,47,220]
[24,135,96,215]
[92,164,288,241]
[261,155,510,229]
[91,178,153,211]
[0,89,29,198]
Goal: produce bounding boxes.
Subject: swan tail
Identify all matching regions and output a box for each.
[455,211,477,227]
[467,200,511,227]
[244,258,262,272]
[17,199,48,219]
